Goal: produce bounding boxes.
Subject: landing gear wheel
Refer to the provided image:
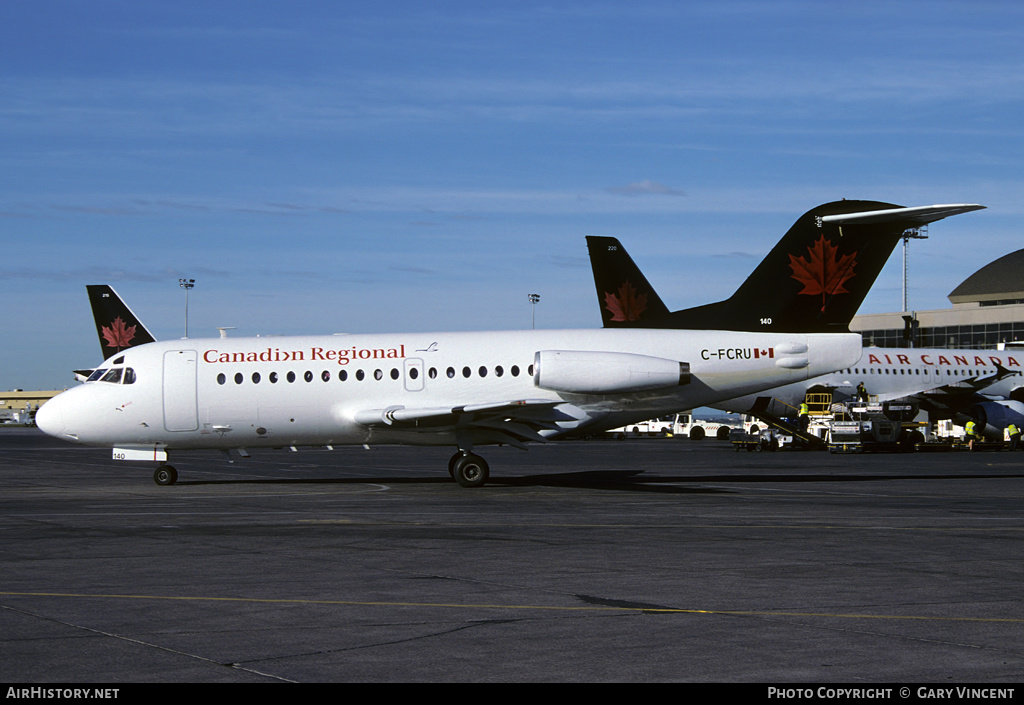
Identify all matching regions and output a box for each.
[154,465,178,486]
[452,453,489,488]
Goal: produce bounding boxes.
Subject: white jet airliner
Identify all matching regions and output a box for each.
[37,200,982,487]
[587,201,1014,438]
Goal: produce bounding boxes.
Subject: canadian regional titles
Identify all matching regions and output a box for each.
[202,345,407,367]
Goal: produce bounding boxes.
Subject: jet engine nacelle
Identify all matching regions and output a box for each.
[971,399,1024,439]
[534,350,690,395]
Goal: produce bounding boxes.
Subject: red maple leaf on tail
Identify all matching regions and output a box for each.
[788,235,858,310]
[101,317,137,350]
[604,281,648,322]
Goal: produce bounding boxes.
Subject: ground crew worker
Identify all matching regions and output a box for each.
[798,401,810,433]
[856,382,868,402]
[965,419,979,450]
[1008,423,1021,451]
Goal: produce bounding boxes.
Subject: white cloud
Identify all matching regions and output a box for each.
[605,180,686,197]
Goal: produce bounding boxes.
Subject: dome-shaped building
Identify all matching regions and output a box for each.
[947,249,1024,307]
[851,249,1024,349]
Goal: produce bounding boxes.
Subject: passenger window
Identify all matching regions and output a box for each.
[390,368,400,380]
[252,372,261,384]
[356,369,365,381]
[217,373,226,385]
[304,371,313,382]
[269,372,278,383]
[339,370,348,381]
[511,365,520,377]
[287,371,296,383]
[235,373,243,384]
[322,370,331,382]
[447,367,455,378]
[374,369,383,381]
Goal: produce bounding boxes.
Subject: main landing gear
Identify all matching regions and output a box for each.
[154,464,178,486]
[448,451,490,488]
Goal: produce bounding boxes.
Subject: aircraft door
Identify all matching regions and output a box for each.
[163,349,198,431]
[404,358,425,392]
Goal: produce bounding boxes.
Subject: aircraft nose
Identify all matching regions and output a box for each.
[35,396,65,438]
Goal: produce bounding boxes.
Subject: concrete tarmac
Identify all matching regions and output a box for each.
[2,427,1023,683]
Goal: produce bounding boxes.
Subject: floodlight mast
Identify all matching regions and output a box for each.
[179,278,195,338]
[901,227,928,313]
[528,293,540,329]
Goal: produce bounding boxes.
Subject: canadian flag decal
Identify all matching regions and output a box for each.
[754,348,774,359]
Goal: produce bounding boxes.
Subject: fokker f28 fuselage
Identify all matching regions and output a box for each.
[37,328,860,483]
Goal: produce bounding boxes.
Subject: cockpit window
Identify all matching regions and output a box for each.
[86,367,136,384]
[100,368,123,384]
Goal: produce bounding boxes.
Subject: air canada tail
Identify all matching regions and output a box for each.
[86,285,157,360]
[588,200,984,334]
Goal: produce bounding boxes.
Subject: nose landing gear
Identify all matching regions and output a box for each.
[153,464,178,486]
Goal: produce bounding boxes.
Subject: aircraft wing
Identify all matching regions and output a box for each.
[904,363,1021,414]
[353,399,583,449]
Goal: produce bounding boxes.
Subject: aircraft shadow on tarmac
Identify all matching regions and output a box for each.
[173,470,723,494]
[171,468,1024,494]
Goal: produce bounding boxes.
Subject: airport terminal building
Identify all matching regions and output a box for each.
[851,248,1024,350]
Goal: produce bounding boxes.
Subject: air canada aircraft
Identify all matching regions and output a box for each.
[684,344,1023,442]
[586,201,1019,438]
[708,347,1024,441]
[37,200,979,487]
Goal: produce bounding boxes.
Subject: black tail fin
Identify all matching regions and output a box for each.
[86,285,157,360]
[588,200,984,333]
[587,237,672,326]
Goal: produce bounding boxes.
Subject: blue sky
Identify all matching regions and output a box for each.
[3,1,1022,391]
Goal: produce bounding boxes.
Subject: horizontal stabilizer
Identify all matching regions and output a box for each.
[821,204,985,226]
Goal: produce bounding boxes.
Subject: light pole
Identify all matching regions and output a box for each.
[179,278,195,338]
[528,293,540,329]
[901,227,928,313]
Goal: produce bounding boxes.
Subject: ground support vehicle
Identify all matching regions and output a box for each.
[827,401,920,453]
